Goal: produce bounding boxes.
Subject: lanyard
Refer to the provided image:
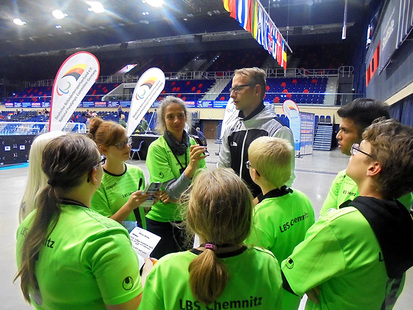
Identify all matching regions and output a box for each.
[171,148,188,173]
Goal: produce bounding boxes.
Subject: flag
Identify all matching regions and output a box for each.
[283,99,300,152]
[251,0,258,38]
[276,31,282,65]
[50,51,99,132]
[281,40,287,69]
[126,67,165,137]
[223,0,288,69]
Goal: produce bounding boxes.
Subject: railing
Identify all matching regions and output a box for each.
[24,66,353,88]
[0,122,87,135]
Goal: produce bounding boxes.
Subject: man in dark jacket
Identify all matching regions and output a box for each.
[218,67,295,197]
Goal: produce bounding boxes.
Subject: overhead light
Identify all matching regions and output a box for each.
[87,1,105,13]
[13,18,26,26]
[55,25,62,29]
[145,0,164,8]
[52,9,67,20]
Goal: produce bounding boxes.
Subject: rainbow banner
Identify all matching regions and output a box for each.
[126,67,165,137]
[223,0,289,69]
[282,99,301,155]
[50,51,100,132]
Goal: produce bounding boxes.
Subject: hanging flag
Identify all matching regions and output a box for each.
[276,31,282,66]
[223,0,289,69]
[282,40,287,70]
[50,51,100,132]
[126,67,165,137]
[251,0,258,37]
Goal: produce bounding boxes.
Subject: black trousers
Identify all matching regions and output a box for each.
[146,218,190,259]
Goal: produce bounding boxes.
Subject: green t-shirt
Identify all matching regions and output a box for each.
[321,169,413,216]
[281,206,399,310]
[145,135,206,222]
[139,246,283,309]
[16,205,142,309]
[91,164,146,230]
[245,188,315,310]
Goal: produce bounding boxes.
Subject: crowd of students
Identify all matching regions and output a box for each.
[13,86,413,308]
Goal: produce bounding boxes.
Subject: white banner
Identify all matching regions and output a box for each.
[50,51,100,132]
[126,67,165,137]
[220,98,238,139]
[282,99,301,153]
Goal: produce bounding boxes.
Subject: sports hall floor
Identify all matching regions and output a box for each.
[1,139,412,309]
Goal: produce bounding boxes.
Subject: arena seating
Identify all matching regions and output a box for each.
[158,79,216,101]
[4,83,119,105]
[218,77,327,103]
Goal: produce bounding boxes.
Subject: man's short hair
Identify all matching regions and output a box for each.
[248,136,292,188]
[363,118,413,199]
[337,98,390,136]
[234,67,266,99]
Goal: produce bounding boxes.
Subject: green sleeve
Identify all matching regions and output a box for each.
[82,229,143,306]
[139,264,164,309]
[281,217,346,296]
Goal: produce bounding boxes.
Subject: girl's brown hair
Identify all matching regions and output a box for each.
[88,117,127,148]
[184,168,253,305]
[15,134,100,303]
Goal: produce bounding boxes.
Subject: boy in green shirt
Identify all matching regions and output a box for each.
[321,98,412,215]
[245,136,315,310]
[282,118,413,309]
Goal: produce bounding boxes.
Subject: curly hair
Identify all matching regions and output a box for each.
[363,118,413,199]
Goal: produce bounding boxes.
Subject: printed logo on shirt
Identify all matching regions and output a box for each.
[122,191,134,198]
[122,276,134,290]
[342,189,357,197]
[21,228,56,250]
[285,257,294,269]
[159,172,164,178]
[230,141,238,147]
[106,182,118,190]
[279,212,310,233]
[179,296,263,310]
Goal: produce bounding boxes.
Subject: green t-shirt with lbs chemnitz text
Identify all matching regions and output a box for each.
[91,164,146,230]
[139,246,283,309]
[281,206,397,310]
[245,188,315,310]
[321,169,413,216]
[16,205,142,309]
[145,135,206,222]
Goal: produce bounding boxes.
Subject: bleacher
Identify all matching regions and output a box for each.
[218,77,328,103]
[4,83,120,105]
[159,79,216,101]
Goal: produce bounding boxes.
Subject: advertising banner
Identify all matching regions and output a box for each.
[282,99,301,154]
[299,112,315,155]
[126,67,165,137]
[50,51,100,131]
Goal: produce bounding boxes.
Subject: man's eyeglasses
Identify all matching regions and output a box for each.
[114,138,132,150]
[229,84,254,93]
[246,160,260,176]
[350,143,373,158]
